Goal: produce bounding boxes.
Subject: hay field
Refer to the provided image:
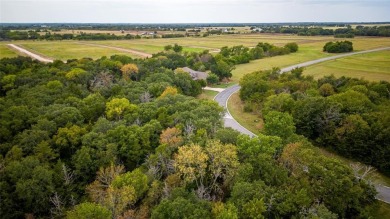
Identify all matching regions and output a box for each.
[304,50,390,81]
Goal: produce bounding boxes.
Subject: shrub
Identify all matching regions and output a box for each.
[323,41,353,53]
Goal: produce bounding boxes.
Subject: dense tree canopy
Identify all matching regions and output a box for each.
[239,68,390,176]
[0,52,380,219]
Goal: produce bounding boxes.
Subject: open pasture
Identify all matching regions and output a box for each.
[2,34,390,68]
[230,36,390,82]
[304,50,390,81]
[8,41,142,60]
[0,44,20,59]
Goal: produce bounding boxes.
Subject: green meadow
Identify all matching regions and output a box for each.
[0,44,20,59]
[304,50,390,81]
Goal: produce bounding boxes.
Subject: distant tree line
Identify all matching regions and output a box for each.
[161,34,185,38]
[0,30,189,41]
[258,25,390,37]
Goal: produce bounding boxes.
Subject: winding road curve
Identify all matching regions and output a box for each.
[214,46,390,204]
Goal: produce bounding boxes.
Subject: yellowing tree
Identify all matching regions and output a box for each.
[159,127,183,148]
[174,144,208,185]
[106,185,136,218]
[86,164,139,218]
[120,64,138,81]
[105,98,137,120]
[206,140,239,188]
[159,86,178,98]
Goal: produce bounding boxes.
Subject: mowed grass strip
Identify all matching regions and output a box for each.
[373,202,390,219]
[227,92,262,135]
[231,44,334,82]
[17,41,141,60]
[231,37,390,83]
[197,90,219,100]
[0,44,21,58]
[91,40,207,54]
[304,50,390,81]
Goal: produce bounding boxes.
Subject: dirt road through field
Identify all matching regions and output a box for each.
[76,42,152,58]
[7,44,53,63]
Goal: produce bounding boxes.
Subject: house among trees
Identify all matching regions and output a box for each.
[182,67,208,80]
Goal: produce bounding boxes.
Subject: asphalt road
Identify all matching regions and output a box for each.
[214,85,256,137]
[215,47,390,204]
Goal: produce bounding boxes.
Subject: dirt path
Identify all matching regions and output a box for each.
[7,44,53,63]
[76,42,152,58]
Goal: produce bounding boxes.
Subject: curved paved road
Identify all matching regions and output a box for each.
[214,85,256,137]
[215,47,390,203]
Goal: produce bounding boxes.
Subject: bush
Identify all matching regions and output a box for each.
[284,42,299,53]
[206,73,219,85]
[323,41,353,53]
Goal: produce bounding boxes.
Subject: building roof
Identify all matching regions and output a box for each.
[182,67,207,81]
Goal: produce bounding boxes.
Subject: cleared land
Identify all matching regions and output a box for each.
[8,44,53,63]
[198,90,219,100]
[231,36,390,82]
[0,44,20,59]
[76,42,152,57]
[2,34,390,64]
[9,41,142,60]
[304,50,390,81]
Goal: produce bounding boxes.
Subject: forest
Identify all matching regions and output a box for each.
[240,68,390,176]
[0,45,382,218]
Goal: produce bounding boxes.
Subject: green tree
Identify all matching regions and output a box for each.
[67,202,111,219]
[173,44,183,53]
[242,198,266,219]
[206,73,219,85]
[264,111,296,143]
[211,60,234,80]
[105,98,137,120]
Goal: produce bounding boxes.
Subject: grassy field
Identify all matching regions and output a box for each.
[0,44,21,59]
[91,40,207,54]
[12,41,141,60]
[231,37,390,83]
[197,90,219,100]
[2,34,390,63]
[231,44,334,82]
[304,50,390,81]
[227,92,262,135]
[374,202,390,219]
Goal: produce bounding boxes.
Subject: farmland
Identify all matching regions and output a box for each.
[304,50,390,81]
[0,44,19,58]
[2,34,390,66]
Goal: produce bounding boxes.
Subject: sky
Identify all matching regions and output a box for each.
[1,0,390,23]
